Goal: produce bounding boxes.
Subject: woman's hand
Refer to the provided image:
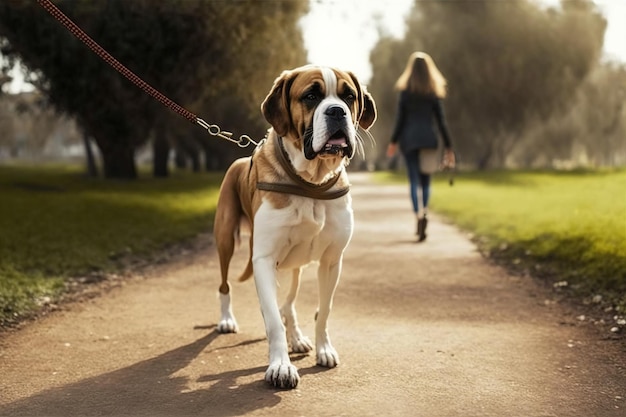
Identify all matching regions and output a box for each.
[386,143,398,158]
[442,148,456,169]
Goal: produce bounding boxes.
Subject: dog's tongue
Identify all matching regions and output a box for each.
[327,137,347,146]
[323,133,349,154]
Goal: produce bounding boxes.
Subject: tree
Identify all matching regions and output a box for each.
[513,62,626,167]
[0,0,308,178]
[369,0,607,169]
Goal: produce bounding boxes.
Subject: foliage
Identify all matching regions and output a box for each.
[0,164,222,326]
[377,169,626,309]
[514,62,626,167]
[0,0,309,178]
[369,0,615,169]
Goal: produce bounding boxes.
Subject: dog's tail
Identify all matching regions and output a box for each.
[237,249,253,282]
[236,217,253,282]
[215,159,250,293]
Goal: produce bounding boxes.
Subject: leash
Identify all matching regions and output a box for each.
[36,0,259,148]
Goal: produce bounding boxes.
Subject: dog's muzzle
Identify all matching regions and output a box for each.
[304,105,354,160]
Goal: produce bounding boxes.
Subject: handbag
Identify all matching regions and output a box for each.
[419,148,439,174]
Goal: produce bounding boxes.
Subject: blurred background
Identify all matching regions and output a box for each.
[0,0,624,177]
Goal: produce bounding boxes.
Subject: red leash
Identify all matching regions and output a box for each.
[36,0,257,147]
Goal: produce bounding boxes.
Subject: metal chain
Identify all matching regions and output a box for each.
[195,119,258,148]
[36,0,258,148]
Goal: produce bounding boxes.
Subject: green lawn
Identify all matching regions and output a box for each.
[378,169,626,310]
[0,165,222,326]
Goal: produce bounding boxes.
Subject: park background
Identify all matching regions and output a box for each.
[0,0,624,335]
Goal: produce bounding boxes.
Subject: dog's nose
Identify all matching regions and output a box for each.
[324,105,346,120]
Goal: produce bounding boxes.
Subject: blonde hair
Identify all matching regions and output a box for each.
[395,51,447,98]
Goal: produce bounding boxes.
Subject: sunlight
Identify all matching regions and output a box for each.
[299,0,412,82]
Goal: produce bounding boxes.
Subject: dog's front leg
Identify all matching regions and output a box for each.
[281,268,314,353]
[253,256,300,389]
[315,257,342,368]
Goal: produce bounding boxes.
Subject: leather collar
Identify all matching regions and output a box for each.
[256,136,350,200]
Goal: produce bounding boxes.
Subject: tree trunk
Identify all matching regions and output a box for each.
[175,138,201,172]
[83,133,99,178]
[476,147,492,170]
[190,148,201,172]
[100,142,137,179]
[152,129,170,178]
[202,142,222,171]
[174,145,187,169]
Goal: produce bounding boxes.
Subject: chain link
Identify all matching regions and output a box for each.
[196,119,258,148]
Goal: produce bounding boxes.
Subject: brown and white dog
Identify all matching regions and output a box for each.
[214,65,376,389]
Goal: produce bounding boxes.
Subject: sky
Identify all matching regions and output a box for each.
[300,0,626,83]
[5,0,626,93]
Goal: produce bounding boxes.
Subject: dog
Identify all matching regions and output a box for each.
[214,65,376,389]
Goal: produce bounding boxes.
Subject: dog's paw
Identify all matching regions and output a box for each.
[316,344,339,368]
[217,318,238,334]
[265,362,300,389]
[290,335,313,353]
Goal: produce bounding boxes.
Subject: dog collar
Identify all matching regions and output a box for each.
[256,136,350,200]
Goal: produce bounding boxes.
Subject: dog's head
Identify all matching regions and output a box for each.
[261,65,376,169]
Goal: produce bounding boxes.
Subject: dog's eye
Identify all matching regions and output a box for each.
[303,92,318,102]
[302,83,324,106]
[342,93,356,105]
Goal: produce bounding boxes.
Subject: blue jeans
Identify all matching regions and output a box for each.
[403,149,431,214]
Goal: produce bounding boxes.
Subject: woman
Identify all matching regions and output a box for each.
[387,51,455,242]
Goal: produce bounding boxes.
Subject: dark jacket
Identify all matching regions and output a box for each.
[390,90,452,153]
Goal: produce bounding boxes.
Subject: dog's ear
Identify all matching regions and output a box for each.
[261,70,296,137]
[359,89,377,130]
[348,71,377,131]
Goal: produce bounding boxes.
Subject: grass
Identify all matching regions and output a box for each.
[0,165,222,326]
[377,169,626,310]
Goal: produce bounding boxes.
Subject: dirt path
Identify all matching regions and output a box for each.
[1,173,624,417]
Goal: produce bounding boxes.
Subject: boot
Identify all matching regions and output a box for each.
[417,216,428,242]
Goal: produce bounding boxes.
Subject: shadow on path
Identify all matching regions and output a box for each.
[0,330,285,417]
